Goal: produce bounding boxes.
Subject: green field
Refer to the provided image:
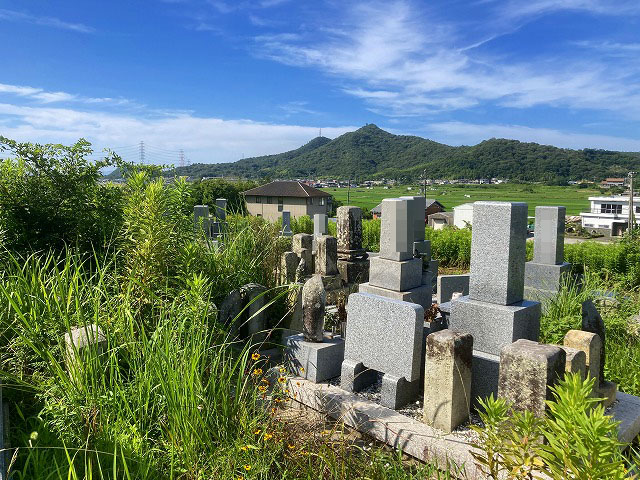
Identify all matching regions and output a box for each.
[323,184,601,216]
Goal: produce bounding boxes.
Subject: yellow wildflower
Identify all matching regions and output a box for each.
[251,353,260,361]
[244,465,251,471]
[264,433,273,440]
[279,366,286,373]
[252,368,263,376]
[278,376,286,384]
[254,429,261,435]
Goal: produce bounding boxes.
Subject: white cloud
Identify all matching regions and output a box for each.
[254,0,640,118]
[0,8,94,33]
[0,100,355,164]
[0,82,131,106]
[426,121,640,152]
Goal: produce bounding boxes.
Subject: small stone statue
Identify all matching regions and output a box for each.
[302,274,326,342]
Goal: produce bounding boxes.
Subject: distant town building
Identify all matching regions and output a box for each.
[581,195,640,236]
[242,181,331,222]
[371,198,444,222]
[600,178,626,188]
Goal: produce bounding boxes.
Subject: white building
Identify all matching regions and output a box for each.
[453,203,474,229]
[580,196,640,236]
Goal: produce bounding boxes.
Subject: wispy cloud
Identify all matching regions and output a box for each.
[0,85,354,163]
[427,121,640,152]
[253,0,640,118]
[0,82,131,106]
[0,8,94,33]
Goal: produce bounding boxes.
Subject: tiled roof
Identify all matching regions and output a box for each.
[242,181,331,198]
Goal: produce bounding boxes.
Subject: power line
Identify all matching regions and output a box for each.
[139,141,145,165]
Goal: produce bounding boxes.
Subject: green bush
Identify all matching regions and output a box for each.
[472,374,628,479]
[0,137,123,254]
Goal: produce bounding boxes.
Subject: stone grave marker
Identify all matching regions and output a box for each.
[336,206,369,283]
[449,201,541,403]
[281,211,293,237]
[64,324,107,382]
[524,206,571,299]
[315,235,338,276]
[193,205,210,237]
[437,274,470,305]
[341,292,423,409]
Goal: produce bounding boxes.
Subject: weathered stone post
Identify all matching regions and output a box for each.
[315,235,338,276]
[293,233,313,276]
[281,211,293,237]
[423,330,473,433]
[498,339,565,417]
[280,251,299,284]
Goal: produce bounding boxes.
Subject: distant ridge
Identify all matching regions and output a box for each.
[108,124,640,182]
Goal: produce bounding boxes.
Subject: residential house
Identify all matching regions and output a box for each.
[428,212,454,230]
[242,181,331,222]
[581,195,640,236]
[600,178,626,188]
[371,198,445,222]
[453,203,474,228]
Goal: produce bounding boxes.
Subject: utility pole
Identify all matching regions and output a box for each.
[347,176,351,204]
[179,149,185,168]
[629,171,636,237]
[139,141,145,165]
[423,168,427,200]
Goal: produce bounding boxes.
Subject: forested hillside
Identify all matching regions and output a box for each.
[108,124,640,182]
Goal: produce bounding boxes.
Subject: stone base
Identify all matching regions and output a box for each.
[337,259,370,284]
[471,350,500,408]
[524,261,571,291]
[358,282,432,309]
[369,256,422,291]
[524,286,560,303]
[340,360,420,409]
[286,334,345,383]
[599,380,617,408]
[449,296,541,356]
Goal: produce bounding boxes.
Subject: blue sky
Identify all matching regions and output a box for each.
[1,0,640,165]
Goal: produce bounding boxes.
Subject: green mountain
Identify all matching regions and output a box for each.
[109,124,640,181]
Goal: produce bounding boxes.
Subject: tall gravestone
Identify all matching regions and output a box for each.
[359,199,431,308]
[449,202,541,404]
[524,206,571,300]
[336,206,369,283]
[314,213,328,237]
[210,198,228,239]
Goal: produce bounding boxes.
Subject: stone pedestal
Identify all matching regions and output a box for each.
[369,256,422,291]
[524,262,571,296]
[498,339,565,417]
[449,297,541,356]
[286,334,345,383]
[423,330,473,433]
[337,259,369,284]
[358,282,432,309]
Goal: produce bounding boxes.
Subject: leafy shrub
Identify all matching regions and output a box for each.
[0,137,123,254]
[472,374,628,479]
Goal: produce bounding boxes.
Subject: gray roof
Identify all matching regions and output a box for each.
[242,181,330,198]
[372,197,443,214]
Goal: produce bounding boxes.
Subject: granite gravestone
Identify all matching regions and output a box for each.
[359,198,432,309]
[336,206,369,283]
[449,202,541,404]
[341,293,423,409]
[281,211,293,237]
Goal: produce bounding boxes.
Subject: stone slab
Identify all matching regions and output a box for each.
[379,199,413,262]
[498,339,565,417]
[399,196,426,242]
[369,256,422,292]
[358,282,432,309]
[524,261,571,292]
[533,206,565,265]
[286,334,345,383]
[344,293,423,382]
[449,296,541,356]
[287,377,485,478]
[437,274,470,305]
[381,373,421,410]
[469,201,528,306]
[610,391,640,443]
[337,259,369,284]
[286,376,640,473]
